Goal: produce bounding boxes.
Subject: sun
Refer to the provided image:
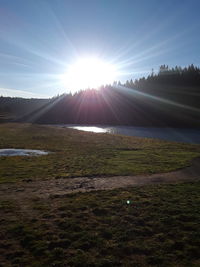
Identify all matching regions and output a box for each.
[63,57,117,92]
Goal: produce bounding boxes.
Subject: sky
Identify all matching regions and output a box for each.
[0,0,200,98]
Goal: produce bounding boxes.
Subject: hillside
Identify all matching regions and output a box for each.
[0,97,51,123]
[1,65,200,127]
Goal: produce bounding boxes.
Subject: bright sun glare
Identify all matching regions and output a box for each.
[63,57,117,92]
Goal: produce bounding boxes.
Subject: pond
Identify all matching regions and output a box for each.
[0,149,49,157]
[61,125,200,144]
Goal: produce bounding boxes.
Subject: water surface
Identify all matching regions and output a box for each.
[0,149,49,157]
[63,125,200,144]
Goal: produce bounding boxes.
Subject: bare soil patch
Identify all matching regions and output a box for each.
[1,158,199,201]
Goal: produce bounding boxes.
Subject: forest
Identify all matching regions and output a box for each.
[1,65,200,127]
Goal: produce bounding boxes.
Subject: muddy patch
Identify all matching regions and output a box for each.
[0,158,199,200]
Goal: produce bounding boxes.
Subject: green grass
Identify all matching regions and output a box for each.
[0,123,200,266]
[0,182,200,266]
[0,123,200,183]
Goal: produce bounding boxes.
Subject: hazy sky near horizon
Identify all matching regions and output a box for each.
[0,0,200,98]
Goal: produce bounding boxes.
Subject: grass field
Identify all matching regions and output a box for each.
[0,182,200,266]
[0,123,200,266]
[0,123,200,183]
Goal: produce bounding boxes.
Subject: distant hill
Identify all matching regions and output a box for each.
[1,65,200,127]
[0,97,51,123]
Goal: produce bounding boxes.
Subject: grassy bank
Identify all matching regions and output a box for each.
[0,182,200,266]
[0,123,200,183]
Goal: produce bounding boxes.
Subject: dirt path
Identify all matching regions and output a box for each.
[1,158,200,201]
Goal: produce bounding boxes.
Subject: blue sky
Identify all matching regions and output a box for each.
[0,0,200,98]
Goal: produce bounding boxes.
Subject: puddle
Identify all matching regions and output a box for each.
[0,149,49,157]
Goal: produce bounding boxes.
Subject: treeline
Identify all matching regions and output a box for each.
[123,64,200,89]
[1,64,200,127]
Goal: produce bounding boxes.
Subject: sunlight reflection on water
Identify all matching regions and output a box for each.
[70,126,108,133]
